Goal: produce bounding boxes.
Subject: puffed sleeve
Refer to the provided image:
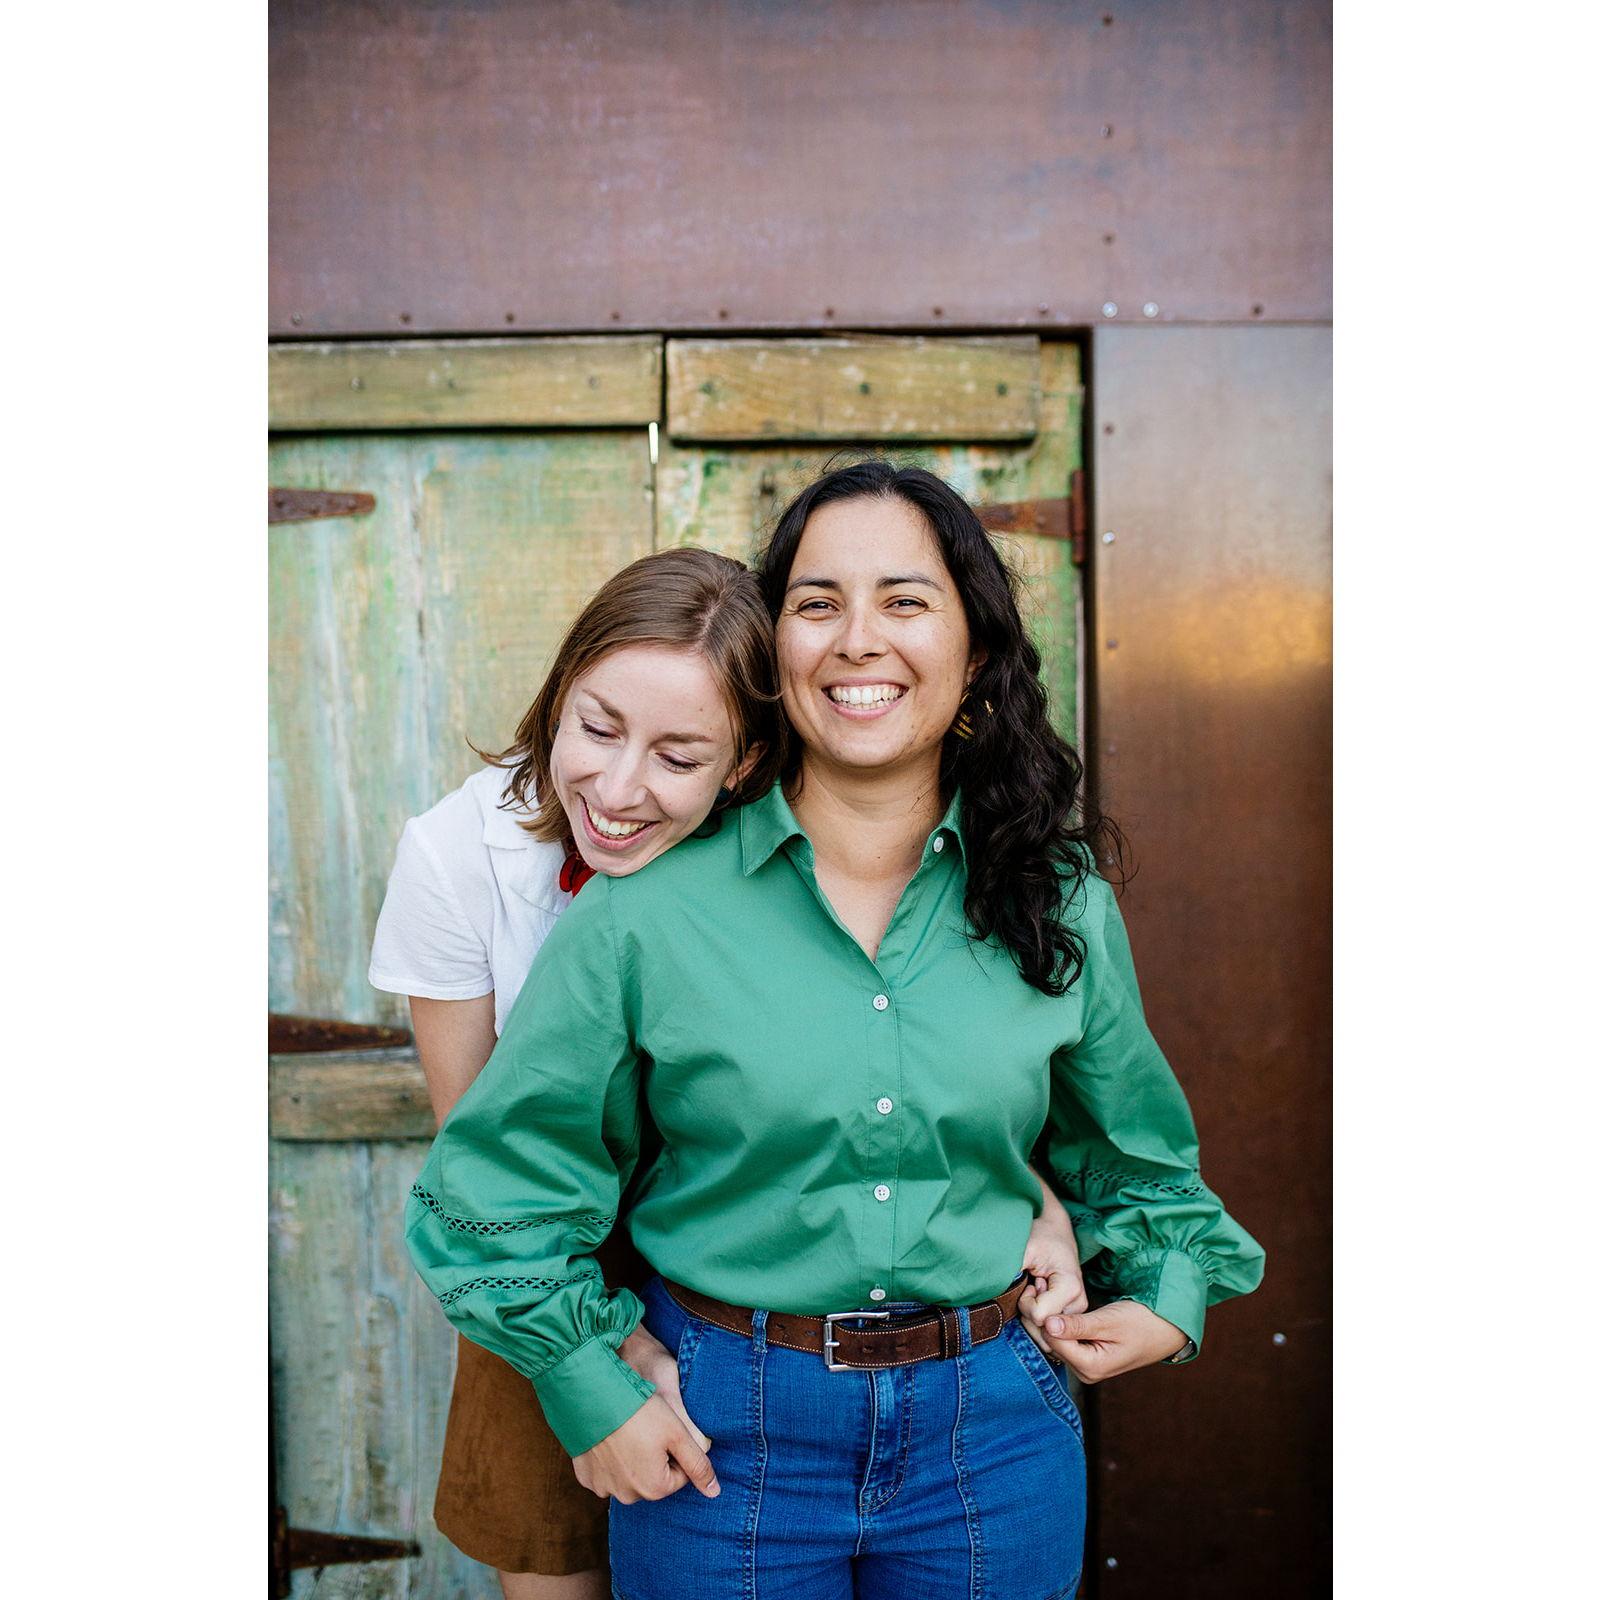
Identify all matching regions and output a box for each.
[404,876,655,1455]
[1046,873,1265,1359]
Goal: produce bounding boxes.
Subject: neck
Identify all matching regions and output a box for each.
[790,753,944,881]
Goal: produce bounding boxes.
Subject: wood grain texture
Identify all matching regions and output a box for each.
[271,1049,433,1141]
[271,1140,496,1599]
[656,341,1083,743]
[268,430,653,1028]
[270,338,662,429]
[666,337,1040,442]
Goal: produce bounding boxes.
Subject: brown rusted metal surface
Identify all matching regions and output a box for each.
[1088,324,1330,1596]
[977,497,1069,541]
[268,488,375,524]
[269,0,1330,336]
[267,1013,410,1053]
[977,467,1088,563]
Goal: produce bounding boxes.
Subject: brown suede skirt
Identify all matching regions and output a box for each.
[434,1231,648,1575]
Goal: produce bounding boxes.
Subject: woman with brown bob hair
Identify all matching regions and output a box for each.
[377,542,1098,1597]
[371,546,779,1595]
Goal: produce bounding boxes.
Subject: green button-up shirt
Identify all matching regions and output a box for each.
[405,785,1264,1456]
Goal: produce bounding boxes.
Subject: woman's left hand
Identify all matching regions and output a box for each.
[1031,1300,1190,1382]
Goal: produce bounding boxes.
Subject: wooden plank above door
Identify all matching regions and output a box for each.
[666,337,1040,443]
[269,336,663,430]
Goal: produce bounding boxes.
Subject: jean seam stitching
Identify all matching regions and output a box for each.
[951,1347,984,1599]
[742,1311,768,1600]
[1002,1320,1085,1445]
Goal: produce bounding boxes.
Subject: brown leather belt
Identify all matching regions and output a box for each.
[662,1276,1028,1371]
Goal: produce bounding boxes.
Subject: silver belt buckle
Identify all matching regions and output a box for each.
[822,1308,892,1371]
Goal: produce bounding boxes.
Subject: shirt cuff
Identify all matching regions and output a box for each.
[530,1331,658,1458]
[1102,1248,1211,1361]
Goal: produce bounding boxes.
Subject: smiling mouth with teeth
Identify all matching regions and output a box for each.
[825,684,906,707]
[579,795,658,848]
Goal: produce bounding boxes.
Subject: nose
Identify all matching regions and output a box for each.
[593,745,650,813]
[835,600,887,663]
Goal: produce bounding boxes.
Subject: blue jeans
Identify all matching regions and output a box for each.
[609,1275,1087,1600]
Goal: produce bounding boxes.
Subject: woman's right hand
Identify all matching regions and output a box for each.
[570,1393,721,1504]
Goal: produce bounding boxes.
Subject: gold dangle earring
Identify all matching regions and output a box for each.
[953,694,993,741]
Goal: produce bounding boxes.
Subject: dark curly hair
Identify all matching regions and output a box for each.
[758,460,1123,995]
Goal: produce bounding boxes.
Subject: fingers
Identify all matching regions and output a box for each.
[1043,1307,1113,1342]
[1030,1270,1088,1324]
[668,1428,721,1499]
[651,1369,713,1452]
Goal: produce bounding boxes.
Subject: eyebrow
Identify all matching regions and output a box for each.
[785,572,946,594]
[584,691,717,746]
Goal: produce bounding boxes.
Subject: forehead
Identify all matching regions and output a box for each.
[571,644,732,736]
[792,495,947,578]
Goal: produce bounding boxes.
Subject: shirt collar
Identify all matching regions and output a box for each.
[738,782,967,877]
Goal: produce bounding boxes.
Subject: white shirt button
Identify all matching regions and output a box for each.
[872,994,890,1011]
[876,1097,894,1115]
[869,1287,887,1302]
[873,1183,892,1202]
[933,836,945,853]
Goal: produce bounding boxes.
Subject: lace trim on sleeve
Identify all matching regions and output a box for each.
[411,1183,614,1237]
[438,1272,590,1309]
[1058,1166,1210,1200]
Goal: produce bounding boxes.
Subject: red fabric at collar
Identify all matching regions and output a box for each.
[559,850,596,896]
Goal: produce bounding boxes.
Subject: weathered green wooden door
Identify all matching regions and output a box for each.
[268,335,1082,1597]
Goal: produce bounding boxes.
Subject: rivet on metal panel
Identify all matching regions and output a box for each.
[1102,13,1114,24]
[1103,532,1116,545]
[611,310,621,321]
[1142,302,1160,318]
[824,306,835,317]
[1103,422,1115,434]
[399,311,412,324]
[1102,302,1119,318]
[505,311,516,323]
[1106,638,1119,650]
[1273,1332,1287,1346]
[1103,232,1116,245]
[1252,303,1265,317]
[1037,303,1050,315]
[1101,123,1114,137]
[932,306,944,316]
[289,314,302,326]
[718,308,729,319]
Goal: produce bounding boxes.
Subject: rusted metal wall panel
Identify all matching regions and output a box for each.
[269,0,1330,336]
[1088,324,1331,1596]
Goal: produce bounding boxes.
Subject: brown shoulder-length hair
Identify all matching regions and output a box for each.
[482,546,783,843]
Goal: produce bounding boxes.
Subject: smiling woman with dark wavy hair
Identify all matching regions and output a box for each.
[405,458,1264,1600]
[758,457,1124,998]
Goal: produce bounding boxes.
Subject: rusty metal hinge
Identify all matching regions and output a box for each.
[976,470,1089,564]
[269,487,376,524]
[269,1012,412,1054]
[272,1505,420,1594]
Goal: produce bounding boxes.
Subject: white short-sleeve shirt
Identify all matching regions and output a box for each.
[368,765,573,1037]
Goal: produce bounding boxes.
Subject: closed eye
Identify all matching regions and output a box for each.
[658,752,701,773]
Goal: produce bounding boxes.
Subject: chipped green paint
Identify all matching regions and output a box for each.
[269,430,654,1028]
[271,427,652,1600]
